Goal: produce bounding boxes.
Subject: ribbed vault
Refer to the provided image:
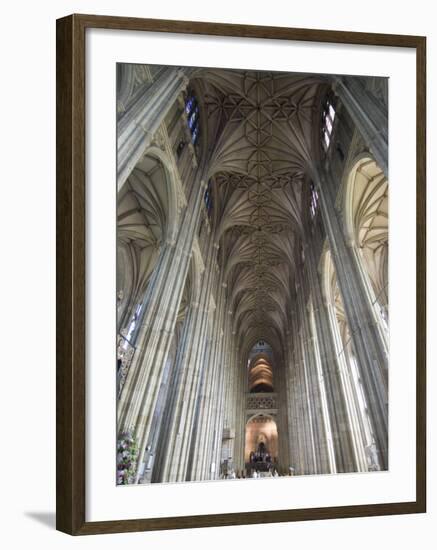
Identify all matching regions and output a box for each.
[346,158,388,310]
[198,69,323,351]
[117,154,169,300]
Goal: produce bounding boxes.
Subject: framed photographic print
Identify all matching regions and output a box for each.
[56,14,426,535]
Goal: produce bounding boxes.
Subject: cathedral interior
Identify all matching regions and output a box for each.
[116,64,389,484]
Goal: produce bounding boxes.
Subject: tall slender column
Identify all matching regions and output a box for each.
[232,346,246,473]
[284,335,299,473]
[214,307,234,477]
[292,365,306,475]
[296,349,314,473]
[289,295,312,475]
[117,67,190,188]
[334,76,388,176]
[157,240,217,482]
[197,265,226,482]
[117,173,206,481]
[208,290,228,480]
[211,316,236,478]
[313,167,388,469]
[304,236,358,472]
[188,275,227,480]
[276,354,291,473]
[211,348,227,478]
[295,259,331,474]
[288,307,306,474]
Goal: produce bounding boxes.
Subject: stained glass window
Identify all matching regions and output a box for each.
[185,93,200,145]
[310,181,319,219]
[321,94,336,151]
[204,180,213,216]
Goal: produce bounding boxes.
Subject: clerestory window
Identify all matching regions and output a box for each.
[185,92,200,145]
[204,179,213,217]
[321,95,336,151]
[310,180,319,219]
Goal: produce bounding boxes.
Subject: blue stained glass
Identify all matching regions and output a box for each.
[189,111,197,129]
[185,97,194,115]
[186,93,200,144]
[204,181,213,214]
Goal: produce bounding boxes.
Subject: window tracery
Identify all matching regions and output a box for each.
[204,179,213,216]
[321,94,336,151]
[309,180,319,219]
[185,92,200,145]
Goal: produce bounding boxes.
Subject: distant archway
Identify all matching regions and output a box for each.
[244,415,278,464]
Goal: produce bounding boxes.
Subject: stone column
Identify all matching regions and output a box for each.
[188,275,227,481]
[284,335,300,473]
[304,234,359,473]
[296,348,314,474]
[215,308,234,477]
[312,167,388,470]
[232,345,246,474]
[295,258,331,474]
[210,354,227,479]
[209,314,236,478]
[288,304,312,474]
[117,173,206,482]
[156,240,218,483]
[290,298,312,475]
[117,67,190,188]
[291,368,304,474]
[286,311,302,473]
[334,76,388,176]
[275,353,290,473]
[208,293,228,480]
[210,293,231,478]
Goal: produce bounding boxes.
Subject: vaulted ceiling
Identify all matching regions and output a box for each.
[195,69,324,352]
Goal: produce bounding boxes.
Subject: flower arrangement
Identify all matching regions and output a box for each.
[116,431,139,485]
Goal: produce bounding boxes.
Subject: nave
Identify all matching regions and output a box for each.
[116,65,388,484]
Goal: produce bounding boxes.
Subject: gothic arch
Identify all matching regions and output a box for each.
[244,414,279,464]
[246,412,276,424]
[343,156,389,328]
[141,146,181,244]
[117,150,181,304]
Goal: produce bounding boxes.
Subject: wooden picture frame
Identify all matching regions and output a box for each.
[56,13,426,535]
